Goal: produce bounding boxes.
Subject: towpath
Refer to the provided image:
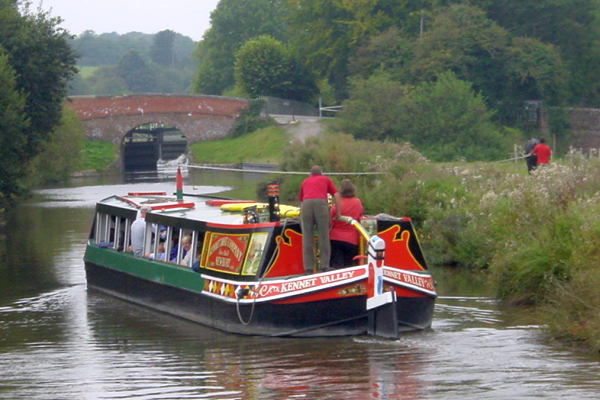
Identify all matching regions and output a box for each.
[272,115,325,142]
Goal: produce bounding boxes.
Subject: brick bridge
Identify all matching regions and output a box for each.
[65,94,248,144]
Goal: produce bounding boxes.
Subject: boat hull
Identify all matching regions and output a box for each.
[84,248,435,337]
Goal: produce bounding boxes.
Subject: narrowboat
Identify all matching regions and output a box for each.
[83,175,436,338]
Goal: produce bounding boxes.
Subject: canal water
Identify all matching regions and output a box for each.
[1,171,600,399]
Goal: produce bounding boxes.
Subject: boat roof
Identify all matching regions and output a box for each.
[97,193,260,226]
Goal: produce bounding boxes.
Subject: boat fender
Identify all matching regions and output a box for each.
[235,286,250,299]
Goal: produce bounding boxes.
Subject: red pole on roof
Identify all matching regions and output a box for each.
[176,166,183,201]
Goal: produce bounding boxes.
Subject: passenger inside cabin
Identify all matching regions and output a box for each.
[99,227,115,248]
[147,238,166,261]
[169,231,180,261]
[181,235,193,267]
[131,205,151,256]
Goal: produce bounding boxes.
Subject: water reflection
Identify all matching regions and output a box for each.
[1,176,600,399]
[83,291,430,400]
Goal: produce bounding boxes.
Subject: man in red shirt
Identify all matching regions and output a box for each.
[531,137,552,167]
[299,165,341,273]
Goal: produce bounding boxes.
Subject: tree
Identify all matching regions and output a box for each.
[348,27,413,80]
[0,48,29,205]
[85,66,128,95]
[408,4,509,100]
[479,0,600,105]
[234,35,318,102]
[0,0,77,160]
[150,29,176,66]
[403,4,567,124]
[338,70,407,141]
[502,37,568,120]
[28,107,84,184]
[285,0,427,100]
[0,0,77,207]
[117,51,155,92]
[235,36,289,98]
[193,0,290,95]
[402,72,508,161]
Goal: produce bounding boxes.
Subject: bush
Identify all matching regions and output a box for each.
[28,107,84,184]
[277,128,600,349]
[230,99,273,137]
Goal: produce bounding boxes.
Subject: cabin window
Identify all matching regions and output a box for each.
[112,217,128,252]
[123,217,132,252]
[190,230,205,270]
[93,213,121,249]
[94,212,103,244]
[175,228,194,266]
[139,221,153,257]
[242,233,268,275]
[157,226,194,266]
[145,223,167,261]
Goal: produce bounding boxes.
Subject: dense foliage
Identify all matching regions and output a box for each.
[27,107,84,185]
[0,49,29,206]
[277,129,600,350]
[234,35,317,102]
[69,30,197,95]
[190,0,600,160]
[0,0,77,207]
[193,0,290,95]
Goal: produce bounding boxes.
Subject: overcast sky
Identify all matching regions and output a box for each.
[37,0,220,41]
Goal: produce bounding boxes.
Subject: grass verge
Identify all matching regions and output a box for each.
[190,125,290,164]
[79,139,117,172]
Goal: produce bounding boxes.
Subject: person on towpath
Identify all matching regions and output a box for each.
[531,137,552,168]
[524,137,540,174]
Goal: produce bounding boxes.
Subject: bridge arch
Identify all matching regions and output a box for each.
[66,94,248,170]
[122,122,189,172]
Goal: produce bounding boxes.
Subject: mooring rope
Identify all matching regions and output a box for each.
[496,155,528,162]
[235,216,292,326]
[186,163,384,175]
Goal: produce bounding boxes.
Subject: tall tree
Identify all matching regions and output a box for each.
[28,107,83,185]
[234,35,318,102]
[338,70,406,141]
[117,51,155,92]
[405,4,566,123]
[0,48,29,204]
[402,72,508,161]
[0,0,77,160]
[478,0,600,106]
[193,0,290,95]
[150,29,176,66]
[285,0,429,99]
[0,0,77,206]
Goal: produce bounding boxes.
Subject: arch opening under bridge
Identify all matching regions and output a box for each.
[122,122,188,172]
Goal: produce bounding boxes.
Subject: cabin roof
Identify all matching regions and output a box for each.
[98,194,253,225]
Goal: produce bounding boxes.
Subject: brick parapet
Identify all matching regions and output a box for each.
[65,94,248,144]
[66,94,247,120]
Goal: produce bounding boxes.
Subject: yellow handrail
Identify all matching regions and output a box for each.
[338,216,370,242]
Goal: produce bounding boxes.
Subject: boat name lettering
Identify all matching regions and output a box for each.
[257,271,359,297]
[383,269,434,290]
[319,271,355,284]
[280,278,318,293]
